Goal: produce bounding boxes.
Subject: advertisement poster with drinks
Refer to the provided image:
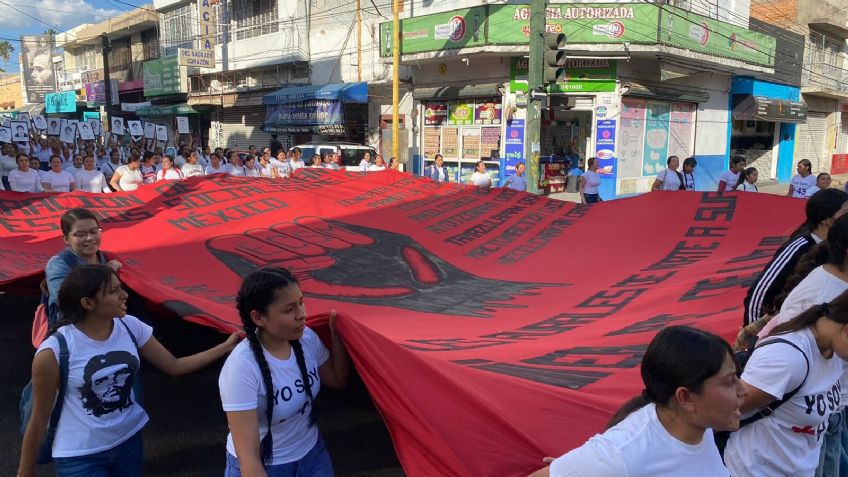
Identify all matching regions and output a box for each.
[642,101,670,176]
[423,102,448,126]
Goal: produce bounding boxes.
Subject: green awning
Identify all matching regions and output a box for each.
[135,103,199,116]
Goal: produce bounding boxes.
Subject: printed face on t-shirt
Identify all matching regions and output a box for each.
[78,350,139,417]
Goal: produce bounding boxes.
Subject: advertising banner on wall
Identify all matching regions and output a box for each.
[263,99,345,134]
[510,57,617,94]
[595,119,617,175]
[143,56,185,97]
[501,118,525,185]
[45,91,77,114]
[379,7,486,57]
[20,34,57,103]
[85,79,119,105]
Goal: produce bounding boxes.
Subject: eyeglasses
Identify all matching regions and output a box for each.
[69,228,102,239]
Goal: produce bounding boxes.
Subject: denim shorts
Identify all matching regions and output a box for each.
[53,431,143,477]
[225,436,334,477]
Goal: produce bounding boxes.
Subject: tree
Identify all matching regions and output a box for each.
[0,41,13,73]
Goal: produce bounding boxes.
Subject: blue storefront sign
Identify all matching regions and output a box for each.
[45,91,77,114]
[501,118,525,186]
[263,99,344,134]
[595,119,617,175]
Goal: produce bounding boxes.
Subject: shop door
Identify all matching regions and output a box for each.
[796,112,827,173]
[220,105,276,152]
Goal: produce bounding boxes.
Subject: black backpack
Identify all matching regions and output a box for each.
[715,337,809,456]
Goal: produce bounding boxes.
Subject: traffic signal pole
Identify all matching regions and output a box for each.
[524,0,545,194]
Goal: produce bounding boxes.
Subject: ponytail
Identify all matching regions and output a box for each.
[607,394,651,429]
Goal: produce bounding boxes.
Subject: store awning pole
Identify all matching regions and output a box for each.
[392,0,400,160]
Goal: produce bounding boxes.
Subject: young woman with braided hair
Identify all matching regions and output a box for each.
[219,267,350,477]
[724,290,848,477]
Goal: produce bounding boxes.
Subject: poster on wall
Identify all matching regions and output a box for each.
[20,34,57,103]
[668,103,697,160]
[474,100,502,125]
[642,102,671,176]
[448,101,474,126]
[595,119,617,175]
[501,118,525,184]
[423,102,448,126]
[617,98,647,178]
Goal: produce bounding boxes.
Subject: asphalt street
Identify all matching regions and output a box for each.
[0,289,404,477]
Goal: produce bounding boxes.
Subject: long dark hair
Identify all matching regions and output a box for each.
[775,214,848,310]
[791,189,848,238]
[771,288,848,336]
[60,208,100,236]
[607,326,732,429]
[735,167,757,189]
[54,264,115,332]
[236,267,316,465]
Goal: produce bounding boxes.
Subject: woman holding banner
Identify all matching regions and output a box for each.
[219,268,350,477]
[41,155,77,193]
[110,154,143,192]
[530,326,744,477]
[156,156,184,181]
[76,156,111,193]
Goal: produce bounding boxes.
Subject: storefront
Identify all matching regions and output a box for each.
[415,84,503,183]
[261,82,369,146]
[729,77,804,182]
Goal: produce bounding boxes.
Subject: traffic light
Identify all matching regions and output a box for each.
[543,33,567,84]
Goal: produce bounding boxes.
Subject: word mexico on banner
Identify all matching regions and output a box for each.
[0,172,804,477]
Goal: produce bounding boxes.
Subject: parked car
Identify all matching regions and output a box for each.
[291,143,378,168]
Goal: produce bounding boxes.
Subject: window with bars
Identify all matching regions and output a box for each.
[141,29,160,61]
[231,0,280,41]
[78,45,98,72]
[160,4,194,57]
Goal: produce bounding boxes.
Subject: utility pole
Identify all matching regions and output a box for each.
[221,0,229,71]
[391,0,399,159]
[356,0,362,82]
[101,34,113,126]
[524,0,545,194]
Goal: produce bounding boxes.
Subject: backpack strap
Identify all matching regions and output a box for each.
[117,318,139,349]
[739,337,810,428]
[48,332,70,432]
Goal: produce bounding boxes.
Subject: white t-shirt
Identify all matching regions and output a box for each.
[99,161,120,182]
[0,154,18,177]
[736,182,758,192]
[181,163,204,178]
[243,166,261,178]
[42,169,76,192]
[657,169,682,191]
[368,164,386,172]
[718,170,740,192]
[804,185,821,198]
[289,159,305,171]
[205,163,229,175]
[156,168,183,181]
[115,165,143,191]
[36,316,152,458]
[140,164,158,184]
[219,328,330,465]
[549,403,728,477]
[270,158,291,178]
[228,164,246,177]
[259,163,274,178]
[8,168,43,192]
[725,328,842,477]
[470,171,491,188]
[33,147,52,164]
[359,159,370,172]
[582,170,601,194]
[791,174,817,198]
[76,169,111,193]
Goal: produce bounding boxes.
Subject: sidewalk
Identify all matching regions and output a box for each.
[546,173,848,203]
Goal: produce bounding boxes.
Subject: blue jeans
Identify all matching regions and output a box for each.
[584,193,600,204]
[54,431,143,477]
[816,408,848,477]
[225,436,334,477]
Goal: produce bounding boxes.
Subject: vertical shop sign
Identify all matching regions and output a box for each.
[198,0,216,52]
[502,118,525,185]
[595,119,617,175]
[642,102,670,176]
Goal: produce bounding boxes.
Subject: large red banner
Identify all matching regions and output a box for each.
[0,171,804,476]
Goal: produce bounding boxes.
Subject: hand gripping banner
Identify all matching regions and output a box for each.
[0,171,804,476]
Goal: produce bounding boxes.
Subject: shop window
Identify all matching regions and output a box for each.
[160,4,194,57]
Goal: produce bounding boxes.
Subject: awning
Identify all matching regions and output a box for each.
[262,82,368,105]
[135,103,199,116]
[413,83,501,100]
[731,94,808,123]
[623,81,710,103]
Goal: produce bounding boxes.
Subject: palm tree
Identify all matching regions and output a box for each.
[0,41,13,73]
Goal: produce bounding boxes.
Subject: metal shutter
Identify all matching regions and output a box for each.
[796,112,827,173]
[838,113,848,155]
[219,105,278,152]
